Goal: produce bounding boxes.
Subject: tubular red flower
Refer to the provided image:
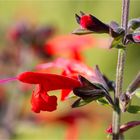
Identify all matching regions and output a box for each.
[17,71,81,113]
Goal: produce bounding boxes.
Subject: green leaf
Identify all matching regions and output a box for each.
[72,28,94,35]
[72,98,95,108]
[128,18,140,30]
[96,98,110,106]
[110,36,125,49]
[134,88,140,98]
[127,105,140,114]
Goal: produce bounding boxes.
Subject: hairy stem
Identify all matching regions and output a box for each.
[112,0,130,140]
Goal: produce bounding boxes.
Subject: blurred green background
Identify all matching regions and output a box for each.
[0,0,140,139]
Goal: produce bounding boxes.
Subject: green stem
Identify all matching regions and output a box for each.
[112,0,130,140]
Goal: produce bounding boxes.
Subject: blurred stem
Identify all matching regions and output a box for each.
[112,0,130,140]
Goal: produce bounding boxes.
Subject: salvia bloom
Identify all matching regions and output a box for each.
[44,34,95,61]
[0,58,115,113]
[17,71,81,113]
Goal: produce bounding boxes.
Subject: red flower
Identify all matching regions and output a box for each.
[17,71,81,113]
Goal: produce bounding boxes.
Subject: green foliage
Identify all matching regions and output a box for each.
[72,97,102,108]
[127,105,140,114]
[96,98,110,106]
[110,36,125,49]
[134,88,140,98]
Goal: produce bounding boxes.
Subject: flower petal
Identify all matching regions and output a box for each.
[18,72,81,91]
[31,85,57,113]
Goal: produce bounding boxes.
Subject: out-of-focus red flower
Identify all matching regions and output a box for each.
[44,34,95,61]
[17,71,81,113]
[36,110,91,140]
[56,111,90,140]
[37,58,95,79]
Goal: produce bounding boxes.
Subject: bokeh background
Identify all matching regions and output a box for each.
[0,0,140,139]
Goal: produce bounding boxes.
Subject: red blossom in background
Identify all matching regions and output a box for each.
[44,34,95,61]
[17,71,81,113]
[37,58,95,79]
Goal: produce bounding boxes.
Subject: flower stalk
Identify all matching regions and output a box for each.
[112,0,130,139]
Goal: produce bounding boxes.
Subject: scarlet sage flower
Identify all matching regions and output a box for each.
[17,71,81,113]
[44,34,95,61]
[0,60,114,112]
